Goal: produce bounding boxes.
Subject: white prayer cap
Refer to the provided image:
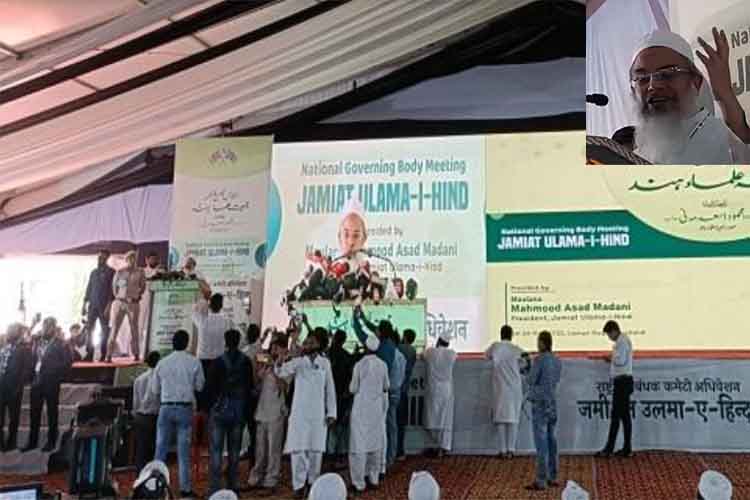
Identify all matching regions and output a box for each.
[562,480,590,500]
[438,330,451,342]
[342,195,365,217]
[366,335,380,352]
[133,460,169,489]
[308,473,347,500]
[631,29,695,68]
[698,470,732,500]
[408,471,440,500]
[630,29,715,115]
[208,490,238,500]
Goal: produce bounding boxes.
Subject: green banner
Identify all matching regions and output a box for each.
[487,210,750,262]
[147,280,201,357]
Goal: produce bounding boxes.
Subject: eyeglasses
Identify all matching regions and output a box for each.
[630,66,694,87]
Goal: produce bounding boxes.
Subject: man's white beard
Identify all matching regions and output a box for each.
[632,93,700,164]
[633,108,690,164]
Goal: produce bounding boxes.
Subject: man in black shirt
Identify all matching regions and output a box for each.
[206,329,253,495]
[82,250,115,361]
[327,329,354,468]
[23,317,73,452]
[0,323,32,451]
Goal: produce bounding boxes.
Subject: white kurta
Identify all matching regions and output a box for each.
[635,109,750,165]
[349,354,389,453]
[423,347,457,431]
[485,341,524,424]
[276,355,337,454]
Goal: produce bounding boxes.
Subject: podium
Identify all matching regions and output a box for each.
[146,280,202,357]
[587,135,651,165]
[297,299,427,352]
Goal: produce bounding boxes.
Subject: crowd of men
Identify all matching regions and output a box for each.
[1,285,740,500]
[128,298,450,499]
[127,281,639,499]
[0,244,713,498]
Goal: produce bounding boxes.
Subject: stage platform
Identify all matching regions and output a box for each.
[66,357,145,386]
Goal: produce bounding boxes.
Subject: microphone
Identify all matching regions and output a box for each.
[586,93,609,106]
[359,249,397,279]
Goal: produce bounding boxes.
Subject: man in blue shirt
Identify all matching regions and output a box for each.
[526,330,562,491]
[396,329,417,460]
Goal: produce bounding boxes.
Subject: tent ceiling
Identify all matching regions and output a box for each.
[0,0,584,226]
[0,0,536,194]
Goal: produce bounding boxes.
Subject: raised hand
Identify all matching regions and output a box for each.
[696,27,732,101]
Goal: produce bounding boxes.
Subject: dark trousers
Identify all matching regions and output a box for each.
[244,415,257,456]
[396,389,409,457]
[0,388,23,449]
[134,413,158,474]
[28,383,61,447]
[86,307,111,361]
[196,360,212,413]
[209,414,243,495]
[604,375,634,452]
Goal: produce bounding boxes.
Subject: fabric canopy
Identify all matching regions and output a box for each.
[0,0,534,193]
[0,185,171,256]
[324,58,584,123]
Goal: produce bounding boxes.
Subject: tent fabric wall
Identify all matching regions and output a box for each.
[324,59,584,123]
[0,185,172,255]
[586,0,669,138]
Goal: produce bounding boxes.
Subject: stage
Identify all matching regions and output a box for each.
[66,357,145,386]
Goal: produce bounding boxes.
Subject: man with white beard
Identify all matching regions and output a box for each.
[630,29,749,165]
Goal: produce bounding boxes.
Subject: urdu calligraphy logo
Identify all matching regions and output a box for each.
[208,147,238,167]
[603,166,750,242]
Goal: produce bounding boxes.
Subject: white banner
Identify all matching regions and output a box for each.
[169,137,272,331]
[404,358,750,454]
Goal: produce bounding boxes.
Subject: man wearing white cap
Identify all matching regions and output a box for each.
[562,480,590,500]
[485,324,524,458]
[349,335,389,494]
[422,331,457,456]
[308,473,348,500]
[107,250,146,362]
[697,470,732,500]
[408,471,440,500]
[629,29,749,164]
[274,332,337,498]
[208,490,238,500]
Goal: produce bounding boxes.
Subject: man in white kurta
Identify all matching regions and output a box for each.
[274,335,337,497]
[485,324,524,457]
[137,252,164,357]
[629,30,750,165]
[349,336,389,493]
[422,332,457,454]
